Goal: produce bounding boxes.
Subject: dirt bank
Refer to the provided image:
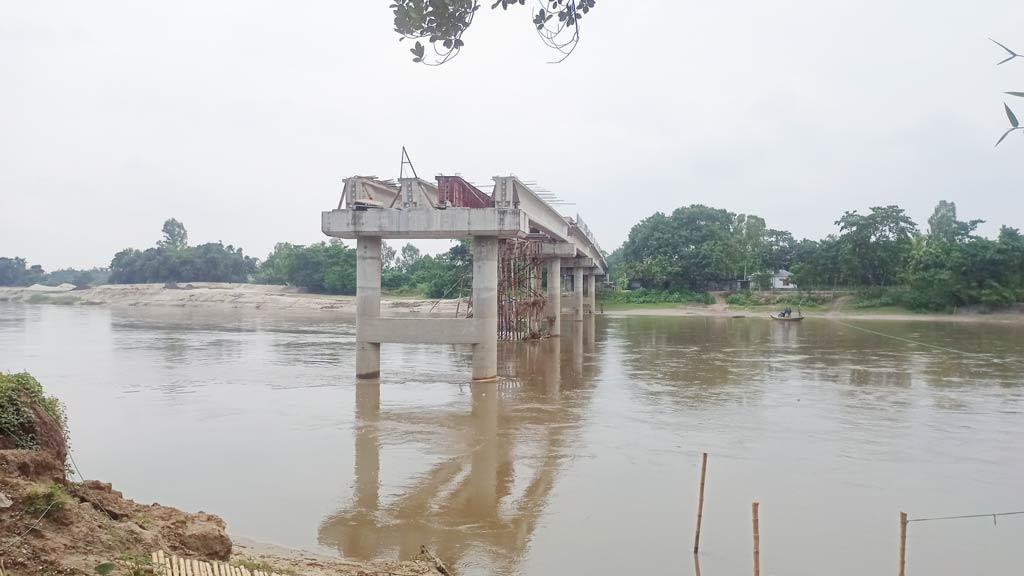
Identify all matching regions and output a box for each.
[0,451,438,576]
[0,283,464,318]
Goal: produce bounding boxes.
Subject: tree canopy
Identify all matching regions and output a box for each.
[392,0,597,65]
[613,200,1024,312]
[614,205,795,290]
[108,220,256,284]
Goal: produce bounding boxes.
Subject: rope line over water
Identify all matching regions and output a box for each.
[908,510,1024,523]
[827,319,986,358]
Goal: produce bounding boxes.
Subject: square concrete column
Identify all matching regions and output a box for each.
[545,259,561,336]
[586,273,596,315]
[573,267,584,322]
[472,236,499,381]
[355,236,382,379]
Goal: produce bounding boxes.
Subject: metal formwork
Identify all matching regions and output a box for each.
[496,238,546,341]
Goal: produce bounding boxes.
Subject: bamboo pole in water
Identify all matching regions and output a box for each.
[693,452,709,554]
[899,512,908,576]
[752,502,761,576]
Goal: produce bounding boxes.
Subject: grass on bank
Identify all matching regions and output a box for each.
[23,482,73,519]
[598,289,714,306]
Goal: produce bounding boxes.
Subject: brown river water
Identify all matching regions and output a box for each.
[1,302,1023,575]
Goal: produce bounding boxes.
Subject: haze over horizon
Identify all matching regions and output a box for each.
[3,1,1023,270]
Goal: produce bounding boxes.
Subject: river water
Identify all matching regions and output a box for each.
[1,302,1022,575]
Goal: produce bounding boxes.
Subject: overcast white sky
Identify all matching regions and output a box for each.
[2,1,1023,270]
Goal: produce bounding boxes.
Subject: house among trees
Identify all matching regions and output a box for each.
[771,269,797,290]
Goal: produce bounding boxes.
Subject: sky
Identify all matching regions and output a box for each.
[2,1,1023,270]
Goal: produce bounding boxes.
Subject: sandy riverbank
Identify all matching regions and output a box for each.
[230,537,440,576]
[4,283,1024,324]
[0,283,464,318]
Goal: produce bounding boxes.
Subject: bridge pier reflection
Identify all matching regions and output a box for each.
[319,318,603,571]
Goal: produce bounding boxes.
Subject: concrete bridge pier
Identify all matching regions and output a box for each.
[545,258,562,336]
[356,237,382,379]
[573,267,584,322]
[472,237,499,381]
[585,273,596,315]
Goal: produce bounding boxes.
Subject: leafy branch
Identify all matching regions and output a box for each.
[391,0,597,65]
[991,38,1022,147]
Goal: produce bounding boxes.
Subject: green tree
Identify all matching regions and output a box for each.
[732,214,767,278]
[834,205,918,286]
[619,205,739,290]
[0,257,30,286]
[158,218,188,250]
[254,242,356,294]
[399,244,422,271]
[927,200,983,244]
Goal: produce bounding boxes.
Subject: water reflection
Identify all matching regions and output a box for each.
[319,321,598,574]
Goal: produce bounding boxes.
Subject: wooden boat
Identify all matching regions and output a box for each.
[769,314,805,321]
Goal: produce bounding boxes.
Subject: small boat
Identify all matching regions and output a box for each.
[770,314,805,321]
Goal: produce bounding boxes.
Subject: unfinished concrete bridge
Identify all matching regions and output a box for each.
[322,170,608,381]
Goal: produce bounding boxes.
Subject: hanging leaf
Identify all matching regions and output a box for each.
[1006,103,1019,128]
[1006,92,1024,98]
[410,40,426,62]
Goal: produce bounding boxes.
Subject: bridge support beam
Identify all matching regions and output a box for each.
[586,273,596,315]
[573,267,584,322]
[546,258,562,336]
[472,237,499,381]
[356,237,382,379]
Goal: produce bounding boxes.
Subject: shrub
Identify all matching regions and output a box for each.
[0,372,68,451]
[24,482,73,519]
[598,288,713,305]
[852,287,915,310]
[725,291,832,308]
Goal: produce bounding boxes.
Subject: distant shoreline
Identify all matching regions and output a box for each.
[3,283,1024,324]
[600,303,1024,324]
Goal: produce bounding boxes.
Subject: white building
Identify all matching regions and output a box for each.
[772,269,797,290]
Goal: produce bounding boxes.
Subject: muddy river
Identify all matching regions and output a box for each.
[1,302,1022,575]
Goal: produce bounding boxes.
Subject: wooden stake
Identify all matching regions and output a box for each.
[899,512,908,576]
[693,452,709,554]
[693,553,702,576]
[752,501,761,576]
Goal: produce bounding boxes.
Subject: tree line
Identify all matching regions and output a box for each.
[610,201,1024,311]
[0,257,108,288]
[1,218,470,299]
[5,205,1024,312]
